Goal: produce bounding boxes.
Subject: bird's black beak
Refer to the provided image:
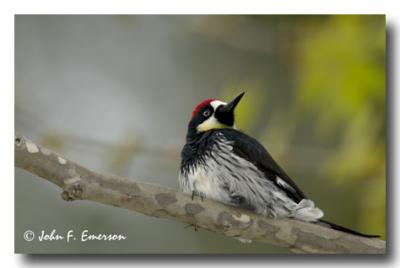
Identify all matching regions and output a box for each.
[221,92,245,114]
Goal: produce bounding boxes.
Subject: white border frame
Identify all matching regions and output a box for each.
[1,0,398,267]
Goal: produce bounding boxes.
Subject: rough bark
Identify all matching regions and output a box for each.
[14,133,386,254]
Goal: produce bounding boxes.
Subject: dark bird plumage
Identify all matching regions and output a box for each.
[179,92,379,238]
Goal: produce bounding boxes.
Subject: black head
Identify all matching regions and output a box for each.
[187,92,245,138]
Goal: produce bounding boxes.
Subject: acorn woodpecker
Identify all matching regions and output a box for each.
[179,92,378,238]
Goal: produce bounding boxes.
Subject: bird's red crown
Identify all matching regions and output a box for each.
[191,98,219,118]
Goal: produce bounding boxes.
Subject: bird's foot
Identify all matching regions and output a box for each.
[184,223,200,231]
[191,190,205,201]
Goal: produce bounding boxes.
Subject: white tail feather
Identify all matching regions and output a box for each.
[291,199,324,222]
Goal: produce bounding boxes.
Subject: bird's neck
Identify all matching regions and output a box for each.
[186,125,204,143]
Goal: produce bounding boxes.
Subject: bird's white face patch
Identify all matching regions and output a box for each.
[196,100,229,132]
[210,100,226,110]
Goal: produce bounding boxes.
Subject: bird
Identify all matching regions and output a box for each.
[179,92,378,238]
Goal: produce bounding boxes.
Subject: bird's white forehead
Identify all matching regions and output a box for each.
[210,100,227,110]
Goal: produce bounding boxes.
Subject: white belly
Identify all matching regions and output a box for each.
[179,164,231,203]
[178,136,323,222]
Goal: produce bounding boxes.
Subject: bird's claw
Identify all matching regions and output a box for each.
[184,223,200,231]
[191,190,205,201]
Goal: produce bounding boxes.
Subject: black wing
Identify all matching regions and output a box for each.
[219,128,306,203]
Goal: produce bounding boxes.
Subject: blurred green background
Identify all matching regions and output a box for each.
[15,15,385,253]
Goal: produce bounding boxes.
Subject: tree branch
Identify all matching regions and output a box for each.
[14,133,386,254]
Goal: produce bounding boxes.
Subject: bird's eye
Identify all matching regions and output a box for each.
[203,110,211,117]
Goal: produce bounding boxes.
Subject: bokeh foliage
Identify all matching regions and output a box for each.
[222,15,385,238]
[296,15,386,237]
